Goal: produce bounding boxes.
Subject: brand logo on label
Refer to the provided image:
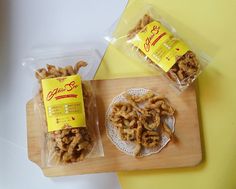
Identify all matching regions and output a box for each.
[46,80,78,101]
[143,25,166,52]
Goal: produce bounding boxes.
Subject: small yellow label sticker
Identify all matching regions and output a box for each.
[42,75,86,132]
[130,21,189,72]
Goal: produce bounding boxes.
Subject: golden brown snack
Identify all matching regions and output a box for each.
[51,127,92,163]
[141,131,160,148]
[35,61,94,165]
[109,102,138,129]
[109,91,175,157]
[133,144,142,157]
[167,51,200,85]
[74,61,88,73]
[140,111,160,131]
[127,14,200,89]
[127,14,153,39]
[119,128,136,141]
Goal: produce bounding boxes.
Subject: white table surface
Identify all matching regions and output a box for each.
[0,0,128,188]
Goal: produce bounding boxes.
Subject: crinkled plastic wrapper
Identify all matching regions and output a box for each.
[106,4,210,92]
[23,50,104,167]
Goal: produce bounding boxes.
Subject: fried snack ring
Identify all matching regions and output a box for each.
[108,89,175,157]
[126,91,155,103]
[141,131,160,148]
[160,102,175,116]
[119,128,136,141]
[110,102,138,129]
[35,61,93,164]
[140,111,161,131]
[124,94,144,114]
[145,95,175,116]
[127,14,200,89]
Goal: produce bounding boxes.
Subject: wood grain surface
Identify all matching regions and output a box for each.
[26,76,202,177]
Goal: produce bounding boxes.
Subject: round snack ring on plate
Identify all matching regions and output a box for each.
[105,88,175,157]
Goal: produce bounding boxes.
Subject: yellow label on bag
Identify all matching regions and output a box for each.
[131,21,190,72]
[42,75,86,132]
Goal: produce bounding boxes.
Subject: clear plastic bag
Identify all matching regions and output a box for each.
[23,49,104,167]
[105,4,210,92]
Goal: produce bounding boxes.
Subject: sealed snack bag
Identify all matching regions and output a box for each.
[24,50,103,167]
[107,5,210,92]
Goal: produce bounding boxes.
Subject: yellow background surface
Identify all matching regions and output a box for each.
[95,0,236,188]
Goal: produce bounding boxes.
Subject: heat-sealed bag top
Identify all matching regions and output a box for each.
[23,49,103,167]
[106,4,210,92]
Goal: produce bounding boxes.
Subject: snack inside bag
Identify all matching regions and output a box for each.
[107,5,210,92]
[24,51,103,167]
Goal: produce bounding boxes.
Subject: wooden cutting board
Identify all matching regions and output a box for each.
[26,76,202,177]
